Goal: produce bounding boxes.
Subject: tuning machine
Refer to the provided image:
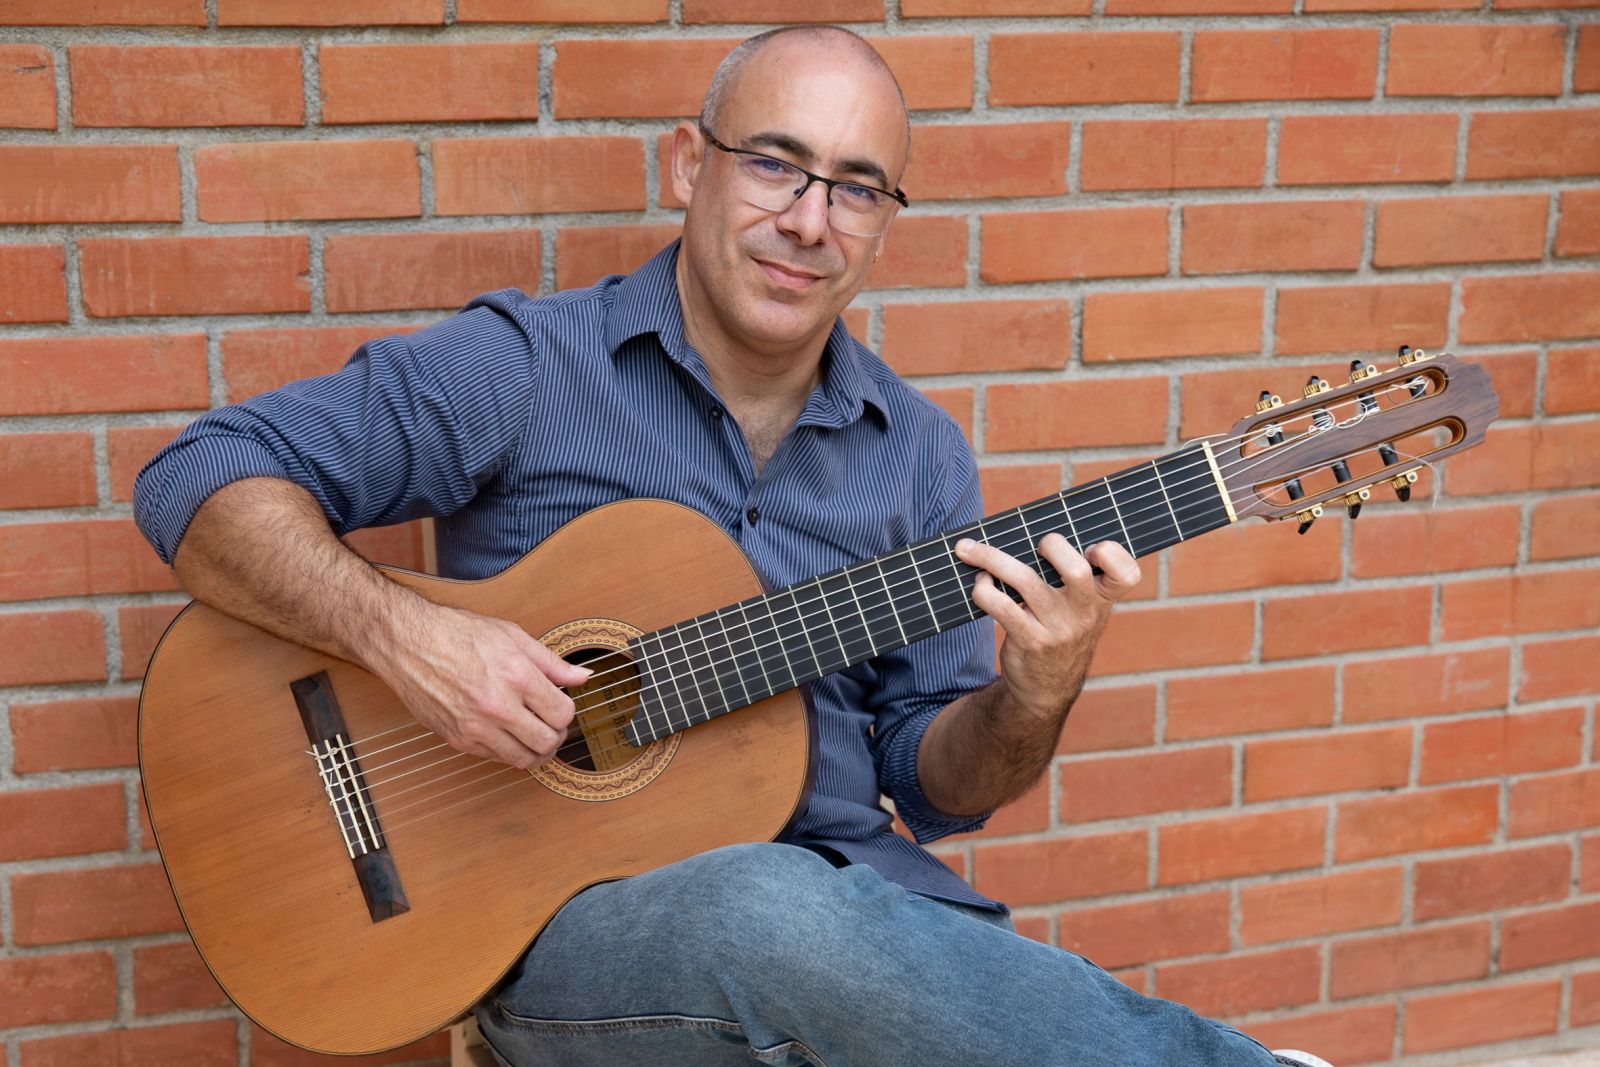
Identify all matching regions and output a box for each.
[1390,468,1420,503]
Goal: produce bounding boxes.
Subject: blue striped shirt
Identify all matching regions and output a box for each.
[135,240,1002,911]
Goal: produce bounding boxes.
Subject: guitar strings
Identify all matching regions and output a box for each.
[345,379,1423,791]
[348,388,1422,809]
[370,432,1444,836]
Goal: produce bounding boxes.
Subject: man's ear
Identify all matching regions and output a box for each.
[669,121,705,208]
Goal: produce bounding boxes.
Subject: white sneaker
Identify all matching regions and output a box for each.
[1273,1052,1334,1067]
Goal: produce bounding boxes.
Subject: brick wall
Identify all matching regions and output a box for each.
[1,2,1597,1065]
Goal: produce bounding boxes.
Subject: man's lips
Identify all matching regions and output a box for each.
[754,258,826,289]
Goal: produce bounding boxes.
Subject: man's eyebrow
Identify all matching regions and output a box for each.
[742,130,893,189]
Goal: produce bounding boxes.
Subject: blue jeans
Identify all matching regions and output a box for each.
[476,843,1277,1067]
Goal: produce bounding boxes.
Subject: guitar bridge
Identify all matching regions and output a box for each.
[291,671,409,923]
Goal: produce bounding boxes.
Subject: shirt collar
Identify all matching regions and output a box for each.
[604,239,888,430]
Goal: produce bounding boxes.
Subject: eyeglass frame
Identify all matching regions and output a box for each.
[699,128,910,226]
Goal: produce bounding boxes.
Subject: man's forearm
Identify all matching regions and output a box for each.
[915,670,1087,818]
[171,476,429,672]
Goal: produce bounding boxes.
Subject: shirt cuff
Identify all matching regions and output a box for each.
[133,434,293,565]
[882,703,992,844]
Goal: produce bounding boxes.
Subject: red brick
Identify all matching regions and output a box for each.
[1058,684,1156,754]
[981,464,1063,516]
[904,0,1089,11]
[1574,969,1600,1028]
[1059,891,1229,968]
[1547,346,1600,414]
[1468,109,1600,179]
[904,123,1069,201]
[1276,282,1451,356]
[106,425,181,501]
[1580,27,1600,91]
[1157,945,1320,1017]
[119,602,185,681]
[1081,118,1267,190]
[1415,843,1573,920]
[1278,114,1457,185]
[1404,980,1559,1055]
[0,44,54,128]
[71,45,302,127]
[20,1021,236,1067]
[987,376,1167,452]
[0,952,116,1030]
[1350,504,1519,578]
[1245,1004,1396,1067]
[249,1028,449,1067]
[1462,271,1600,343]
[1443,571,1600,642]
[1495,0,1600,7]
[325,230,539,313]
[1245,726,1411,802]
[0,0,204,22]
[81,235,309,317]
[11,696,139,774]
[435,135,646,217]
[989,32,1180,105]
[1159,806,1325,885]
[1096,601,1255,677]
[555,223,680,292]
[682,0,881,19]
[1510,766,1600,837]
[881,301,1069,377]
[321,43,538,123]
[1557,189,1600,257]
[222,326,414,403]
[1109,0,1291,10]
[0,144,180,223]
[0,432,95,509]
[1,520,176,602]
[865,215,966,290]
[1168,511,1340,597]
[134,941,228,1014]
[1060,746,1232,824]
[1084,288,1263,363]
[1423,706,1583,786]
[1531,492,1600,561]
[1473,347,1539,418]
[220,0,445,22]
[1239,867,1403,944]
[553,38,727,119]
[0,334,207,417]
[1335,784,1499,861]
[867,36,974,111]
[195,140,419,222]
[0,244,66,323]
[1443,422,1600,495]
[1167,665,1336,740]
[1374,194,1548,267]
[1182,200,1363,274]
[0,783,125,861]
[0,611,106,686]
[1262,585,1431,660]
[1307,0,1474,9]
[1388,24,1565,97]
[1331,921,1491,998]
[1192,29,1378,102]
[972,829,1147,905]
[12,863,181,945]
[1344,647,1511,723]
[1586,835,1600,893]
[981,207,1166,284]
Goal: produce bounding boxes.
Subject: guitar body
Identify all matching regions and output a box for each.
[139,499,812,1055]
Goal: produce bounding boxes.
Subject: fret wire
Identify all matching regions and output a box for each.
[1149,459,1183,540]
[1102,477,1134,551]
[661,627,702,733]
[693,615,730,715]
[766,591,800,691]
[788,585,826,680]
[873,557,911,647]
[841,564,880,659]
[708,605,752,709]
[735,599,773,699]
[1058,493,1082,552]
[817,574,851,664]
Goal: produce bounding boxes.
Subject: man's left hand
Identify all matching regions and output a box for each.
[954,533,1141,722]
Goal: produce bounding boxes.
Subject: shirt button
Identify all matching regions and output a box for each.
[746,507,760,526]
[709,405,723,420]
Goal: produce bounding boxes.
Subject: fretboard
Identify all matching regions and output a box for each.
[624,443,1235,746]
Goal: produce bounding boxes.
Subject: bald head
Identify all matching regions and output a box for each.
[700,26,911,172]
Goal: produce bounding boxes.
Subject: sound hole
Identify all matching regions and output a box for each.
[558,646,643,774]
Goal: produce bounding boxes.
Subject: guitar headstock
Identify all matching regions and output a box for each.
[1210,349,1500,529]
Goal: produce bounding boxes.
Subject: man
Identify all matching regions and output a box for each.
[134,25,1331,1067]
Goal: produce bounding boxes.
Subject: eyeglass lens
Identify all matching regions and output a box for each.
[731,155,897,237]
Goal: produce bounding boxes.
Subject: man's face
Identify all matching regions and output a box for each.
[672,39,909,354]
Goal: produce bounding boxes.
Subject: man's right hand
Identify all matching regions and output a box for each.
[369,602,590,770]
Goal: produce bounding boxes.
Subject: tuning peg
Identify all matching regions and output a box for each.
[1390,469,1419,503]
[1343,486,1371,520]
[1256,390,1283,413]
[1302,375,1331,399]
[1398,343,1431,367]
[1295,503,1323,535]
[1349,359,1378,382]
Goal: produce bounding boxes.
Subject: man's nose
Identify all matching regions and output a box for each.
[776,179,832,244]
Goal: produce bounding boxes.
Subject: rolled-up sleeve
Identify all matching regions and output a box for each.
[134,297,539,564]
[868,418,998,843]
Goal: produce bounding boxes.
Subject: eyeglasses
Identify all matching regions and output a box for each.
[701,129,908,238]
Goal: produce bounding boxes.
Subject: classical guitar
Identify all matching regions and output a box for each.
[138,350,1499,1055]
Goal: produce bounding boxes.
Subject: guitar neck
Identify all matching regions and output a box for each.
[624,442,1237,746]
